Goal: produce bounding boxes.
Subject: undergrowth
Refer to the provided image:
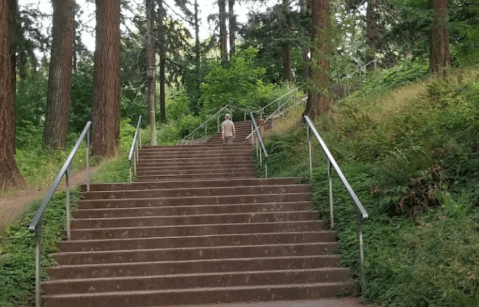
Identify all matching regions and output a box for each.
[261,65,479,306]
[0,119,138,306]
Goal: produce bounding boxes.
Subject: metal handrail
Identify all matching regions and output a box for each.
[303,115,368,295]
[29,121,92,307]
[249,112,268,178]
[245,94,307,141]
[128,116,142,183]
[179,104,231,144]
[251,84,304,115]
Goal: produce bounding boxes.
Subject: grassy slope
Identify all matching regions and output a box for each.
[262,64,479,307]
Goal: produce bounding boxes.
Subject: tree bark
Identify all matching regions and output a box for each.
[91,0,121,157]
[228,0,236,58]
[218,0,228,64]
[158,0,166,122]
[366,0,379,69]
[195,0,200,67]
[0,0,24,188]
[301,0,310,81]
[146,0,156,144]
[283,0,292,83]
[43,0,74,150]
[303,0,332,120]
[429,0,450,75]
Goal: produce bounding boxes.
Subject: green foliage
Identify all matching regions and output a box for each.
[0,189,81,307]
[261,65,479,306]
[200,48,273,112]
[69,59,94,134]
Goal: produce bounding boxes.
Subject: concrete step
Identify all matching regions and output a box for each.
[81,185,309,200]
[80,178,302,192]
[136,167,256,177]
[70,220,325,240]
[136,163,254,173]
[43,282,352,307]
[53,242,339,265]
[48,255,342,279]
[77,193,311,209]
[73,201,312,218]
[59,231,337,252]
[43,268,350,294]
[136,172,256,181]
[136,156,252,164]
[70,211,318,229]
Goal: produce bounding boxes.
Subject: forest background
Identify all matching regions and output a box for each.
[0,0,479,306]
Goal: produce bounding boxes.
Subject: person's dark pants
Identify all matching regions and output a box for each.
[224,136,233,143]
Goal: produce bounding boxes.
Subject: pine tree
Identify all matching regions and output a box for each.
[429,0,450,75]
[218,0,228,64]
[304,0,332,119]
[283,0,292,82]
[43,0,74,150]
[0,0,25,187]
[91,0,121,157]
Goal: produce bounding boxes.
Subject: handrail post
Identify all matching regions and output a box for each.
[66,167,71,240]
[86,129,90,192]
[139,129,142,149]
[307,126,313,182]
[136,137,139,165]
[133,149,137,176]
[129,161,132,183]
[259,148,262,166]
[217,116,220,133]
[327,159,334,228]
[244,112,246,121]
[357,213,366,297]
[35,225,42,307]
[265,162,268,178]
[205,123,208,139]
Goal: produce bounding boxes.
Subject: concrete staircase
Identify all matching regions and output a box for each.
[42,120,352,307]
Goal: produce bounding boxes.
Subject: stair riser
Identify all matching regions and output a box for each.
[71,211,318,229]
[80,178,299,192]
[70,221,326,240]
[136,163,254,172]
[53,243,338,265]
[78,194,311,209]
[138,153,253,160]
[136,169,256,176]
[43,269,350,294]
[82,186,309,200]
[136,173,256,181]
[73,202,311,218]
[59,232,337,252]
[48,256,342,279]
[43,283,352,307]
[139,148,253,156]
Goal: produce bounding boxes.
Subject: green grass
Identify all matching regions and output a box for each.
[260,64,479,306]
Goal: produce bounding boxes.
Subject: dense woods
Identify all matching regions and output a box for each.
[2,0,476,184]
[1,0,479,306]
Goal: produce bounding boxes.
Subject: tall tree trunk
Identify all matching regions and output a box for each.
[158,0,166,122]
[429,0,450,75]
[0,0,24,188]
[43,0,74,150]
[146,0,156,144]
[366,0,379,69]
[303,0,332,120]
[194,0,200,67]
[91,0,121,157]
[218,0,227,64]
[228,0,236,58]
[283,0,292,82]
[301,0,310,81]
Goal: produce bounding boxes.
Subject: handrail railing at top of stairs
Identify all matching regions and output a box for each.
[29,121,92,307]
[177,104,232,144]
[128,116,142,183]
[303,115,369,296]
[249,112,269,178]
[245,92,307,141]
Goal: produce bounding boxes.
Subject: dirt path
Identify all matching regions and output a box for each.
[0,166,100,230]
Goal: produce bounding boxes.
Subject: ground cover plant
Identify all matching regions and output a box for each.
[0,121,138,306]
[260,64,479,307]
